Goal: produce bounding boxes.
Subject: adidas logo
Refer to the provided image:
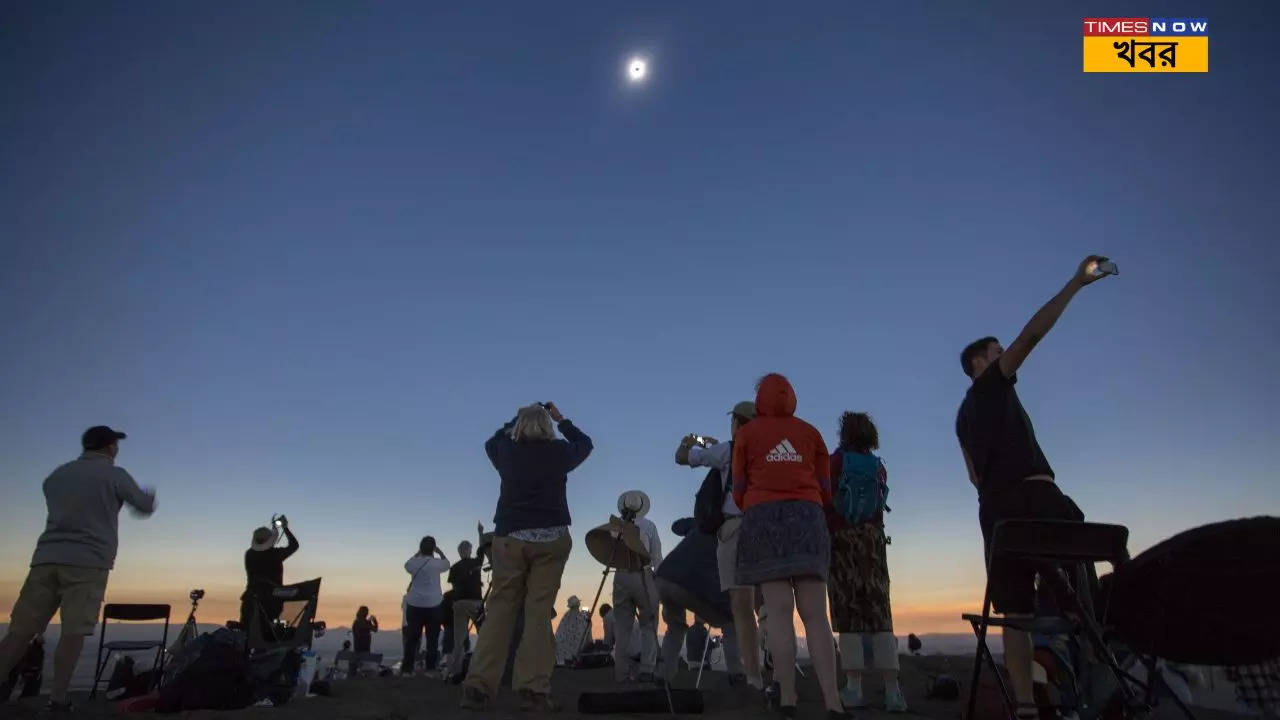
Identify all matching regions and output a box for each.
[765,439,803,463]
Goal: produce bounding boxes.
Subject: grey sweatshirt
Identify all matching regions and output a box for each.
[30,453,156,570]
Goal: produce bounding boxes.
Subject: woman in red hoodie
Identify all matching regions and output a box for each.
[732,374,846,719]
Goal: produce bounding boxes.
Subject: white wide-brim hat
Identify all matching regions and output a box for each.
[250,526,279,552]
[617,490,650,519]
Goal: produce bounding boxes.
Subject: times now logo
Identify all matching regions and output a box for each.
[1083,17,1208,35]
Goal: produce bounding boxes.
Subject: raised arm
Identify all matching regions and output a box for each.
[688,440,732,472]
[113,469,156,516]
[543,403,592,471]
[485,416,519,464]
[999,256,1109,378]
[280,525,300,559]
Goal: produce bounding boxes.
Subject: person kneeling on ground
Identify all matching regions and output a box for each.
[461,402,592,712]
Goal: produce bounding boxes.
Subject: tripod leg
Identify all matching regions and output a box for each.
[639,570,674,715]
[695,632,712,689]
[578,533,625,661]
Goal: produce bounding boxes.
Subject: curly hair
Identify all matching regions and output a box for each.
[838,411,879,453]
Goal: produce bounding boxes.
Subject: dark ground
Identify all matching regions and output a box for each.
[2,655,1251,719]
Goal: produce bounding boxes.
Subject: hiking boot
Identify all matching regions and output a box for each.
[518,689,561,713]
[459,686,490,710]
[884,685,909,713]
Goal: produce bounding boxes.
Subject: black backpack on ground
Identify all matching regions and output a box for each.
[693,442,732,536]
[157,628,254,713]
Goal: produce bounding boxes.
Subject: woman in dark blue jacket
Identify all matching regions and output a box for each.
[460,402,592,711]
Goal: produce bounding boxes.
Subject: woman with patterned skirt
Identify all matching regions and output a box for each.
[827,412,907,713]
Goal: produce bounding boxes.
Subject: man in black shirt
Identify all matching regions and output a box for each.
[239,516,300,631]
[444,524,486,681]
[957,256,1109,718]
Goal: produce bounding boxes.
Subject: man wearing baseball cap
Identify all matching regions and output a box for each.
[675,400,761,689]
[0,426,156,713]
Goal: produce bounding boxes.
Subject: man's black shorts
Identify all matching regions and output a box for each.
[978,480,1084,615]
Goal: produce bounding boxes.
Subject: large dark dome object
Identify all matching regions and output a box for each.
[1104,516,1280,665]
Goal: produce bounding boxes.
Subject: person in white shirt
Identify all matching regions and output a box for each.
[676,400,762,689]
[612,490,663,683]
[403,536,451,675]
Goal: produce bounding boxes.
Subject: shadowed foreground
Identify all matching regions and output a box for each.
[2,656,1252,719]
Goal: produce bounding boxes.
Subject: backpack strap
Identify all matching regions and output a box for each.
[722,441,735,496]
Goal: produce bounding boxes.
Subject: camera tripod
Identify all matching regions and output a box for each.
[168,589,205,656]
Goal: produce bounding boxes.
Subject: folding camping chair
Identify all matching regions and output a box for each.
[962,519,1132,720]
[243,577,322,657]
[90,603,171,699]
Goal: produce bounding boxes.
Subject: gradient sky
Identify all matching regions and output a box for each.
[2,1,1277,634]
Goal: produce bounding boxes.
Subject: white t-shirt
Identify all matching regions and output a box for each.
[404,555,450,608]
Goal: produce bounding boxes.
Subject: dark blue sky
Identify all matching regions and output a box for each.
[2,1,1276,629]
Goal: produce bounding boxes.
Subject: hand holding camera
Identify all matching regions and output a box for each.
[1075,255,1116,287]
[540,402,565,423]
[676,434,698,465]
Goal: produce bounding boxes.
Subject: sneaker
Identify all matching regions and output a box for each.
[778,705,797,719]
[827,712,853,720]
[840,685,866,709]
[884,686,909,713]
[42,700,74,715]
[459,686,490,710]
[638,672,655,684]
[518,689,561,712]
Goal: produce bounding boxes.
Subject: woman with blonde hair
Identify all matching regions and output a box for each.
[461,402,592,712]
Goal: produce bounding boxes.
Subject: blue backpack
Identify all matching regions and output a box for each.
[835,451,889,525]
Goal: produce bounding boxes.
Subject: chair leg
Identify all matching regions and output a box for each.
[967,585,1017,720]
[90,649,107,700]
[91,619,107,700]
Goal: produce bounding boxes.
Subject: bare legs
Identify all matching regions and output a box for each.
[730,587,761,687]
[760,579,842,713]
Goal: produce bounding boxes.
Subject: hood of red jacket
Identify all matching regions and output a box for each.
[755,374,797,418]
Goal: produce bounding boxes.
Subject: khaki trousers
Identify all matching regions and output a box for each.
[446,599,484,678]
[464,534,571,696]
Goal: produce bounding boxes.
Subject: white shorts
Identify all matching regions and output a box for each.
[716,516,748,591]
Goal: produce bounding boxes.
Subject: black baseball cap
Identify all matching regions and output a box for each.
[82,426,127,451]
